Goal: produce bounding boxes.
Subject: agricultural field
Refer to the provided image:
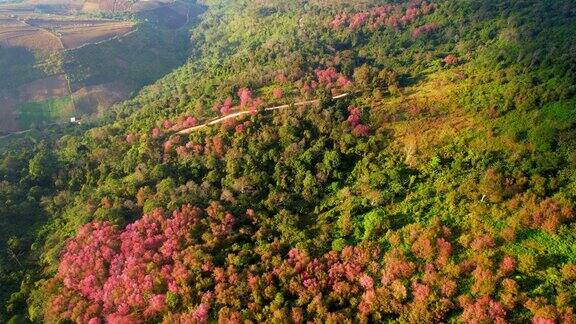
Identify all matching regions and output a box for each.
[0,0,204,133]
[0,74,72,130]
[0,95,18,133]
[72,80,129,115]
[0,15,135,51]
[55,20,135,48]
[15,95,74,129]
[0,18,62,50]
[17,74,69,102]
[24,17,136,49]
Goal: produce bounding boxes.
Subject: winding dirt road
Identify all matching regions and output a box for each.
[0,93,350,140]
[177,93,350,135]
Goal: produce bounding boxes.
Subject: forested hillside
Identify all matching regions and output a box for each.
[1,0,576,322]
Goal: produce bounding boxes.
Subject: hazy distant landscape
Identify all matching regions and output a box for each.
[0,0,203,134]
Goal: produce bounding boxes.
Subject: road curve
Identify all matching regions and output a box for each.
[177,93,350,135]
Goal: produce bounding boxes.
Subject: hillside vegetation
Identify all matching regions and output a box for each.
[1,0,576,322]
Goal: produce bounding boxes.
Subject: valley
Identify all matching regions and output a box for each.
[0,0,203,134]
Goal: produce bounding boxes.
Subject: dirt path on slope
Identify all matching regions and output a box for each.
[177,93,350,135]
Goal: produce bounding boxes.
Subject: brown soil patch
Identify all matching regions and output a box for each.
[0,18,22,26]
[81,1,100,12]
[18,74,70,102]
[0,25,62,50]
[0,95,20,133]
[26,17,119,28]
[0,74,70,132]
[72,81,129,115]
[12,0,86,12]
[58,21,134,48]
[82,0,133,12]
[82,0,114,12]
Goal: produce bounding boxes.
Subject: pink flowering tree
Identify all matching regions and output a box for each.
[125,133,137,144]
[162,119,174,130]
[443,54,459,66]
[182,116,198,128]
[151,127,164,138]
[412,23,439,38]
[330,13,348,29]
[273,88,284,99]
[459,295,507,323]
[220,97,233,115]
[329,2,436,31]
[349,12,369,29]
[346,106,370,137]
[45,206,218,323]
[238,88,253,108]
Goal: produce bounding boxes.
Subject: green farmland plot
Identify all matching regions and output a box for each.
[15,97,74,129]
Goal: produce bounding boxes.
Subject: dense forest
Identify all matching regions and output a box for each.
[1,0,576,322]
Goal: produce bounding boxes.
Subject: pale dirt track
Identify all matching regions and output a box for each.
[177,93,350,135]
